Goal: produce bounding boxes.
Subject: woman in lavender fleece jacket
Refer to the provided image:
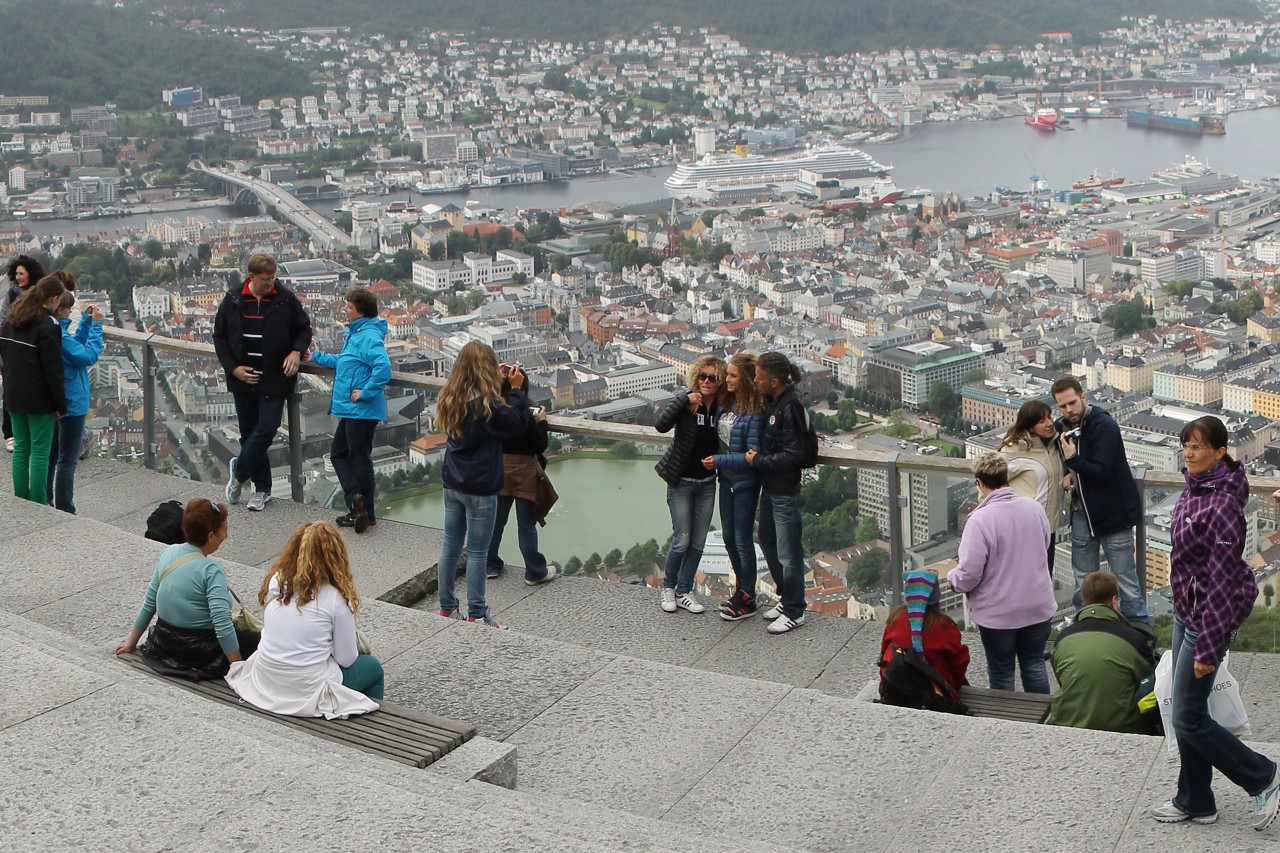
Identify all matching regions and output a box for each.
[947,453,1057,694]
[1151,416,1279,831]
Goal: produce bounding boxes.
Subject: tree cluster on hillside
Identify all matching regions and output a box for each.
[0,2,312,109]
[199,0,1258,54]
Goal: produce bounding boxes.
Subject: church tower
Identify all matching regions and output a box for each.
[665,197,683,259]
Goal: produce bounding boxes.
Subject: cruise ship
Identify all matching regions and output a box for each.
[664,147,894,200]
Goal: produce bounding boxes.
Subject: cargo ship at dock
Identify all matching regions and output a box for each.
[1125,110,1226,135]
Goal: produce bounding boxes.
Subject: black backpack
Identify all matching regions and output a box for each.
[790,400,820,468]
[144,500,185,545]
[878,645,969,715]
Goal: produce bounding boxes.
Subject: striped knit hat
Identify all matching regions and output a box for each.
[903,570,941,653]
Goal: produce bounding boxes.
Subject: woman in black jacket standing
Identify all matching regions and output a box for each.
[654,355,725,615]
[0,275,66,503]
[485,379,559,586]
[0,253,48,452]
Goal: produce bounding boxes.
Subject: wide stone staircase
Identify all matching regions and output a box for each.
[3,455,1279,852]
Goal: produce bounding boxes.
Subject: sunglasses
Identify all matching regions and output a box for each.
[697,372,720,383]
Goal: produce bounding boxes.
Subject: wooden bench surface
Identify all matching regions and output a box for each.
[959,685,1054,724]
[119,653,475,768]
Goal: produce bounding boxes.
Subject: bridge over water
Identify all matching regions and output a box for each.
[189,160,351,252]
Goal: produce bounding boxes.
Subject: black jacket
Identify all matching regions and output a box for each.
[653,390,720,486]
[442,391,535,495]
[755,384,806,495]
[1057,404,1142,538]
[212,280,312,398]
[0,310,66,415]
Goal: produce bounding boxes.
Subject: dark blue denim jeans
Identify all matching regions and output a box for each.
[331,417,378,515]
[718,477,760,599]
[758,491,806,619]
[1070,512,1148,623]
[487,495,550,581]
[232,392,285,494]
[48,414,86,513]
[1170,618,1276,815]
[662,477,716,594]
[978,620,1051,693]
[437,488,498,619]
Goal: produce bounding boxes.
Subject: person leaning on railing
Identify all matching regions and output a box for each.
[114,499,258,680]
[225,521,382,719]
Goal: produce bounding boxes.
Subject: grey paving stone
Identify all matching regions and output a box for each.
[73,466,200,523]
[356,599,456,663]
[508,655,792,819]
[0,484,77,539]
[0,638,113,730]
[0,521,159,613]
[1112,737,1280,852]
[807,618,889,697]
[693,610,869,688]
[905,718,1165,853]
[666,689,976,851]
[383,622,614,739]
[0,684,309,852]
[489,574,736,666]
[1234,653,1280,744]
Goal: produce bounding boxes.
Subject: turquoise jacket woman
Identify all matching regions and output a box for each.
[310,317,392,420]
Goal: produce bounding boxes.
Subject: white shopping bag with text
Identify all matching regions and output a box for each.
[1155,649,1250,759]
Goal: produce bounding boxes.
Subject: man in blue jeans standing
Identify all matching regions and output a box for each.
[746,351,809,635]
[1052,375,1149,623]
[213,253,312,512]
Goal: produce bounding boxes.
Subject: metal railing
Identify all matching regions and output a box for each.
[105,326,1280,605]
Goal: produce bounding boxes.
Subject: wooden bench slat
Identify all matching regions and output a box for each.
[117,653,471,768]
[959,685,1053,724]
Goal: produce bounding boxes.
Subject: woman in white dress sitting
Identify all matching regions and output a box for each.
[226,521,383,719]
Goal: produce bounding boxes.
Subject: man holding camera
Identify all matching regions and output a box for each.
[1051,376,1148,623]
[213,253,312,512]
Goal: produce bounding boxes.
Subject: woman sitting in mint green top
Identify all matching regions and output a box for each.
[115,498,258,680]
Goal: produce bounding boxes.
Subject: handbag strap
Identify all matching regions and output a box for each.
[157,551,204,586]
[228,586,250,609]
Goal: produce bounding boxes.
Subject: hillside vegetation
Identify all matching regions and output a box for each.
[0,2,313,110]
[205,0,1258,52]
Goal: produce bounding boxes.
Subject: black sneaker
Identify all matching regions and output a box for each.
[487,563,505,580]
[336,512,357,528]
[718,589,748,611]
[351,494,370,534]
[720,595,758,622]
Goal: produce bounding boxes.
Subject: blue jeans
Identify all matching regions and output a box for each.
[232,393,285,494]
[340,653,385,700]
[48,414,86,513]
[719,478,760,598]
[978,620,1051,693]
[758,491,806,619]
[487,495,550,581]
[1070,511,1148,623]
[1170,618,1276,815]
[662,477,716,594]
[331,417,378,515]
[437,489,498,619]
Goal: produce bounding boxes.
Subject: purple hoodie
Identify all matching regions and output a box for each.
[947,487,1056,629]
[1170,459,1256,666]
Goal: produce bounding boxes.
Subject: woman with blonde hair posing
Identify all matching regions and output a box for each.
[433,340,535,626]
[226,521,382,718]
[703,352,766,620]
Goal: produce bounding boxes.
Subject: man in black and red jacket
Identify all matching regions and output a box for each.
[213,253,311,512]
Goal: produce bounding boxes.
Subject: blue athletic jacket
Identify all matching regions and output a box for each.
[310,317,392,421]
[59,316,103,418]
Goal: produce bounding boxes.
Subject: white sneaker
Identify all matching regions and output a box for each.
[4,436,13,452]
[761,602,784,621]
[225,457,242,504]
[660,588,677,613]
[766,613,806,635]
[676,593,705,614]
[246,492,272,512]
[526,566,560,586]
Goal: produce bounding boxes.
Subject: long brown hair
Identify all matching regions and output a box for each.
[7,275,64,328]
[263,521,362,615]
[999,399,1053,450]
[726,352,765,415]
[434,340,504,438]
[887,603,944,634]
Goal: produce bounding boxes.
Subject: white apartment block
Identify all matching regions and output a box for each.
[411,250,534,292]
[132,286,170,320]
[8,165,26,191]
[604,361,678,400]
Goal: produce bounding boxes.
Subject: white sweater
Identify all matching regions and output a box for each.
[255,575,359,668]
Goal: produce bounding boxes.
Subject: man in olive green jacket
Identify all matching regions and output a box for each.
[1048,571,1157,734]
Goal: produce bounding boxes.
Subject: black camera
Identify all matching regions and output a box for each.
[1061,427,1081,441]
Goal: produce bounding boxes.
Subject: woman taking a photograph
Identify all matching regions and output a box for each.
[946,453,1057,693]
[998,399,1064,573]
[115,498,254,680]
[50,282,104,513]
[0,274,66,504]
[702,351,764,620]
[654,354,725,615]
[226,521,382,718]
[1150,416,1279,831]
[434,341,535,627]
[308,287,391,534]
